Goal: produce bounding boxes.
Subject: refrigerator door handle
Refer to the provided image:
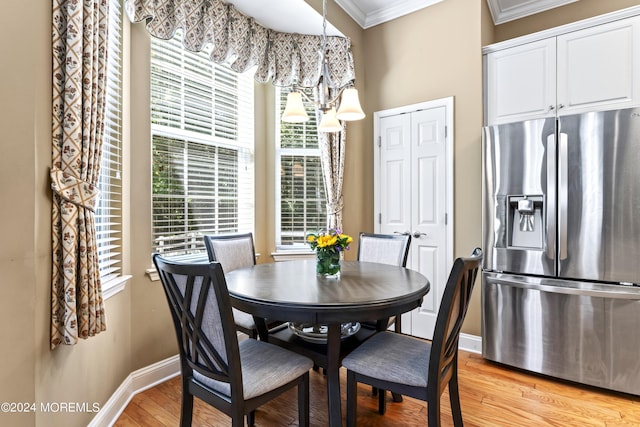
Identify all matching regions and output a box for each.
[546,133,556,261]
[558,132,569,261]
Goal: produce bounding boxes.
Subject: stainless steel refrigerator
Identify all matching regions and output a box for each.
[482,107,640,395]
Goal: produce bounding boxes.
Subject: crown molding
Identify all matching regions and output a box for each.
[335,0,444,29]
[487,0,579,25]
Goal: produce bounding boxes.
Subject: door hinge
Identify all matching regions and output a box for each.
[445,213,448,225]
[378,213,382,224]
[378,136,382,147]
[444,126,448,139]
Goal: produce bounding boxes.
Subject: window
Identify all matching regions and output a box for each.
[95,0,123,285]
[275,87,327,249]
[151,33,254,257]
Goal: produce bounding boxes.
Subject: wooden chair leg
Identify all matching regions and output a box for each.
[386,319,404,404]
[298,373,310,427]
[427,392,441,427]
[449,359,463,427]
[232,409,244,427]
[180,379,194,427]
[378,389,386,415]
[246,410,255,426]
[346,371,357,427]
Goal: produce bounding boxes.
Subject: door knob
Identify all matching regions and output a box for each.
[413,231,427,238]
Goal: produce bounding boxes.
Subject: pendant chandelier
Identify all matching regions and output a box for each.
[281,0,365,132]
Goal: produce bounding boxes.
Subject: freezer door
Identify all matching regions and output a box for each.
[482,272,640,395]
[482,118,556,276]
[558,108,640,284]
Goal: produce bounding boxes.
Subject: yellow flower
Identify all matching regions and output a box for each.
[340,234,353,244]
[317,235,338,248]
[307,235,316,243]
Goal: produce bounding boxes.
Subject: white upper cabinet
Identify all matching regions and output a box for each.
[486,38,556,125]
[557,17,640,115]
[485,12,640,125]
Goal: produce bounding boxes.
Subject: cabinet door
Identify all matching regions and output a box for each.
[557,16,640,115]
[486,38,556,125]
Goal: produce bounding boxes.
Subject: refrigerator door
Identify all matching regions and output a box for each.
[482,272,640,395]
[558,108,640,284]
[483,118,556,276]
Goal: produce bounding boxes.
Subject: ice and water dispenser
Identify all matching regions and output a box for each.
[508,195,544,249]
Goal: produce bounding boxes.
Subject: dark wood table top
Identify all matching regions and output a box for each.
[225,259,431,324]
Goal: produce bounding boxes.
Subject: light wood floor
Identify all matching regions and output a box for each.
[115,350,640,426]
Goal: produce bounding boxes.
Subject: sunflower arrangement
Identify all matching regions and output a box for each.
[307,229,353,276]
[306,229,353,254]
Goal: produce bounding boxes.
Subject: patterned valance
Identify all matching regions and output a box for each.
[125,0,356,88]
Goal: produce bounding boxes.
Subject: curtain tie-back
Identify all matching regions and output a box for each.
[327,198,344,216]
[50,167,100,211]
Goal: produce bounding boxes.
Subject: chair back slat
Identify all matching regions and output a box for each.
[204,233,256,272]
[153,254,243,391]
[429,248,483,392]
[357,233,411,267]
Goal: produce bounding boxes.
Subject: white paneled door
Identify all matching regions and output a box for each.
[374,98,453,340]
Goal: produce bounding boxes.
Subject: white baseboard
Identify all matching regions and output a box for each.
[88,354,180,427]
[459,333,482,354]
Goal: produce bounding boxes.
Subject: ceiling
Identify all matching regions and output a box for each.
[225,0,582,35]
[224,0,342,36]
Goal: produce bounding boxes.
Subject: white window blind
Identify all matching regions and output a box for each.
[95,0,123,283]
[276,87,327,248]
[151,33,254,257]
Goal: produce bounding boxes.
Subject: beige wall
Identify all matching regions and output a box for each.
[2,1,639,426]
[0,1,42,425]
[128,24,178,371]
[363,0,486,334]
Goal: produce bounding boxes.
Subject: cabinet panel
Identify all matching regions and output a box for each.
[379,114,412,233]
[486,38,556,125]
[557,16,640,115]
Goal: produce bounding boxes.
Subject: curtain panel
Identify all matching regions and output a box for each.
[318,122,346,232]
[315,86,346,233]
[50,0,109,349]
[124,0,356,88]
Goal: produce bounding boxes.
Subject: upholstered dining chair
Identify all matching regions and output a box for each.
[342,248,483,426]
[356,232,412,332]
[203,233,273,339]
[153,254,313,427]
[356,232,412,403]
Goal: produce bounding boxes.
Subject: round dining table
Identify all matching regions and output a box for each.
[225,259,430,427]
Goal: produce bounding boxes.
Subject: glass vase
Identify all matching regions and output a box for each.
[316,250,341,277]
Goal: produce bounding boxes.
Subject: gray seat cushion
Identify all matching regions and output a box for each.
[342,331,430,388]
[232,307,256,331]
[193,338,313,400]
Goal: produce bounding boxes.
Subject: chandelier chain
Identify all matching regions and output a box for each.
[322,0,328,52]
